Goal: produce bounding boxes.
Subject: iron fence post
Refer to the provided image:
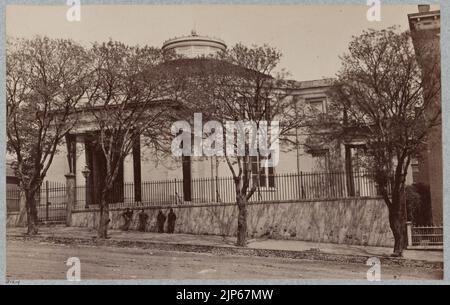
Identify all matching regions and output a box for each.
[174,178,177,205]
[65,173,76,226]
[299,171,304,198]
[45,180,49,222]
[406,221,413,247]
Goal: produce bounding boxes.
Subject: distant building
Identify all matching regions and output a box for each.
[408,5,442,224]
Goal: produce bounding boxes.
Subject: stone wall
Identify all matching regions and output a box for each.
[71,198,394,247]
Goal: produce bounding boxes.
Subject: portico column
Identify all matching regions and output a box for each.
[132,135,142,202]
[65,173,76,227]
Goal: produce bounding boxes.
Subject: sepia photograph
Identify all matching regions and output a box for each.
[3,1,444,285]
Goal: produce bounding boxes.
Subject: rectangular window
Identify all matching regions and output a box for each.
[311,149,329,172]
[250,155,275,188]
[352,146,368,172]
[307,98,326,114]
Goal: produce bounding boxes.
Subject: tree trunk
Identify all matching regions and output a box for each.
[236,195,248,247]
[17,192,28,227]
[388,187,407,257]
[98,191,110,239]
[25,191,38,235]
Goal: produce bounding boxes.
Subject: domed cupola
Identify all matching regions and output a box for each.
[162,30,227,58]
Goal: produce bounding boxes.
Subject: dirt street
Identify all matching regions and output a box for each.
[6,239,442,281]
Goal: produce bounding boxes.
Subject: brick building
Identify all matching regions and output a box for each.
[408,5,442,224]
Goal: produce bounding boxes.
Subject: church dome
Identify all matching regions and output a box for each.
[162,30,227,58]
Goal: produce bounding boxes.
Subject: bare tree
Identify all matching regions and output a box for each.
[85,41,171,238]
[6,36,90,234]
[176,45,305,246]
[327,28,440,256]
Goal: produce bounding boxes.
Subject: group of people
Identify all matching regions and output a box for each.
[121,208,177,234]
[156,209,177,233]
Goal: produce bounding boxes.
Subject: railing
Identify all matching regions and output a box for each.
[6,188,20,213]
[7,181,67,222]
[407,222,443,249]
[36,181,67,223]
[73,170,382,210]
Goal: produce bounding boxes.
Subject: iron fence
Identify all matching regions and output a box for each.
[6,181,67,222]
[73,170,382,209]
[7,188,21,213]
[408,224,443,249]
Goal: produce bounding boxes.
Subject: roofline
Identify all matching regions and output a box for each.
[162,37,227,50]
[287,78,335,90]
[407,10,440,19]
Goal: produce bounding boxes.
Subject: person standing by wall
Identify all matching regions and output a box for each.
[156,210,166,233]
[167,208,177,234]
[121,208,134,231]
[138,209,148,232]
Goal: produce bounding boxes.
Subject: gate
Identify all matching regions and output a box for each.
[37,181,67,224]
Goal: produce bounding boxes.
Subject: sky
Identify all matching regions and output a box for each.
[5,4,440,81]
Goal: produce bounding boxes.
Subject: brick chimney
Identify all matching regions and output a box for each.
[418,4,431,13]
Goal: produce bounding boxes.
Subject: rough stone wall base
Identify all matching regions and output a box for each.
[71,198,394,247]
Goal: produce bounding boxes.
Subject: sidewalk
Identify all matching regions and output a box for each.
[7,226,443,267]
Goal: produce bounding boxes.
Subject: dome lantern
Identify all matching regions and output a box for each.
[162,31,227,58]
